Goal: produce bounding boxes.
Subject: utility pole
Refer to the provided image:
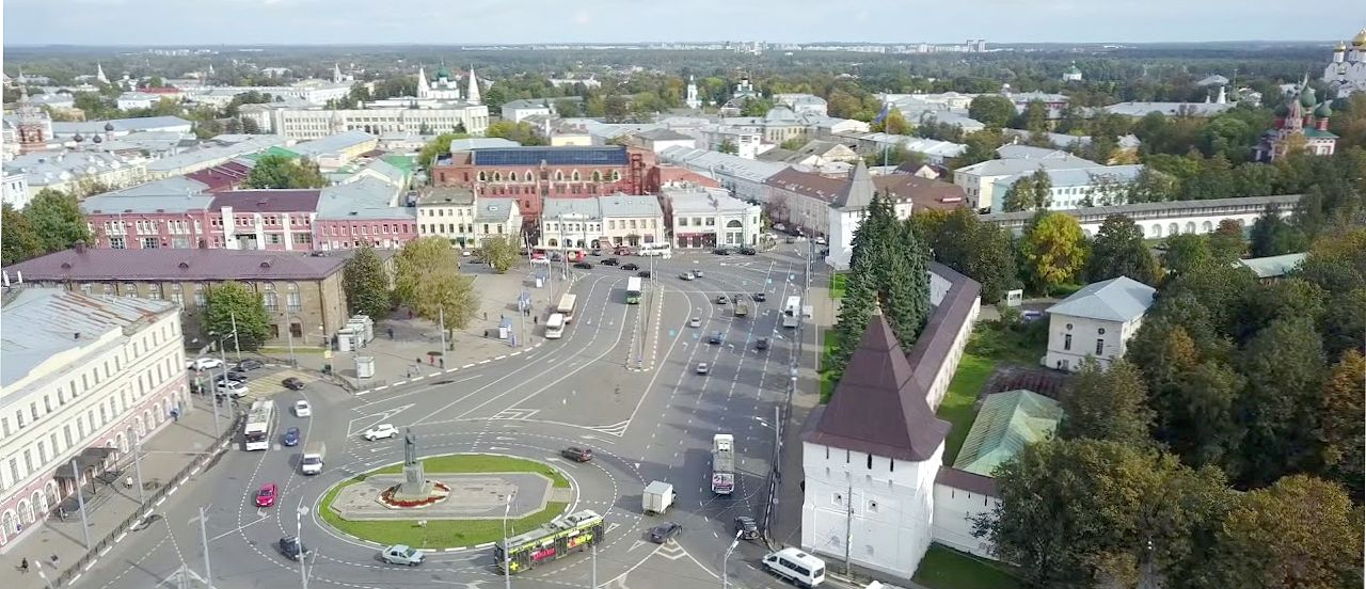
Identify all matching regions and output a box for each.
[438,307,447,355]
[133,435,146,503]
[502,493,514,589]
[286,323,296,367]
[71,458,91,549]
[199,505,212,587]
[722,530,742,589]
[591,541,597,589]
[844,482,853,575]
[297,499,309,589]
[229,311,241,362]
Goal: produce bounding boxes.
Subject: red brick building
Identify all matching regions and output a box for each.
[430,146,662,218]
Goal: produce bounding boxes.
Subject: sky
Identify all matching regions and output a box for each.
[4,0,1365,46]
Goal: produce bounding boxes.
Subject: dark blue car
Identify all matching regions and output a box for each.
[283,427,300,447]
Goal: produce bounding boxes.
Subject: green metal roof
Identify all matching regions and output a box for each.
[243,146,301,161]
[1303,128,1339,139]
[952,390,1063,477]
[381,154,417,175]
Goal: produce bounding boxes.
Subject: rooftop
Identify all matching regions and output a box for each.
[952,390,1063,477]
[469,146,628,167]
[209,189,321,213]
[662,186,757,214]
[1236,252,1307,278]
[418,186,477,206]
[804,314,950,462]
[1047,276,1156,322]
[290,130,377,157]
[659,147,789,183]
[1,288,178,389]
[317,176,408,220]
[4,248,348,283]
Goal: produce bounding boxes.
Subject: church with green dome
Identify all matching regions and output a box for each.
[1253,81,1338,162]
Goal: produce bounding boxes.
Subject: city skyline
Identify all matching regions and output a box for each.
[4,0,1364,47]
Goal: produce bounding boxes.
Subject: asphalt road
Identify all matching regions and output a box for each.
[85,245,830,589]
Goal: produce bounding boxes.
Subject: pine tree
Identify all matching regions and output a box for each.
[829,193,930,379]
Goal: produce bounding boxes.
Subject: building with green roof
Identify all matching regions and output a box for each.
[951,389,1063,477]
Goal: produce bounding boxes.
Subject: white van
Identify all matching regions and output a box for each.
[762,548,826,587]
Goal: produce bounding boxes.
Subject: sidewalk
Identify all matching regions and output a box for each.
[13,396,234,589]
[266,261,563,393]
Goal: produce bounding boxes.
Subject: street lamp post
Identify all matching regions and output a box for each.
[502,492,515,589]
[70,458,91,549]
[722,529,742,589]
[297,498,310,589]
[132,434,146,503]
[198,505,212,587]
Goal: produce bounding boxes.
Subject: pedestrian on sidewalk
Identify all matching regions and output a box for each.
[408,309,413,319]
[20,558,28,572]
[49,555,57,567]
[388,327,394,340]
[483,311,488,321]
[439,357,445,369]
[534,315,538,325]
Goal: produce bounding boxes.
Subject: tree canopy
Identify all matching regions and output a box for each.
[1085,214,1159,285]
[244,155,327,189]
[204,281,272,351]
[392,237,478,330]
[342,245,391,320]
[1020,211,1086,292]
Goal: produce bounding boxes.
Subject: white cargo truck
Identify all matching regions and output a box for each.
[642,481,674,515]
[300,442,326,475]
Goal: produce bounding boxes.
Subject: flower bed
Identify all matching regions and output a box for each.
[378,481,451,509]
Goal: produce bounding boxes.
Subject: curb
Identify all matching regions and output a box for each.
[353,340,547,396]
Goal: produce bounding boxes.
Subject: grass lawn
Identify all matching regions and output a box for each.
[370,454,570,488]
[914,544,1021,589]
[320,454,572,548]
[829,272,847,301]
[938,353,995,465]
[964,320,1047,367]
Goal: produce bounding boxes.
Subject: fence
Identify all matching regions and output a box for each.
[50,414,244,588]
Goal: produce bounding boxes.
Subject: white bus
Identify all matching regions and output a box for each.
[243,400,275,451]
[638,243,672,259]
[545,313,566,339]
[762,548,826,587]
[556,294,578,322]
[782,296,802,329]
[626,277,643,304]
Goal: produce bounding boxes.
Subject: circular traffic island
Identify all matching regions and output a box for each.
[319,454,573,549]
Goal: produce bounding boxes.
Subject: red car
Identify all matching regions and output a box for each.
[256,483,278,507]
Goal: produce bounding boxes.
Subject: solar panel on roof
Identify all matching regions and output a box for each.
[471,147,628,167]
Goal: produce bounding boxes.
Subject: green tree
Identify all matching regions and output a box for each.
[485,120,545,145]
[2,204,44,265]
[1161,233,1212,277]
[1125,166,1179,203]
[1237,317,1326,486]
[477,234,519,274]
[25,188,91,253]
[1162,357,1246,472]
[829,192,930,377]
[1201,475,1362,589]
[342,245,391,320]
[739,97,773,117]
[603,95,631,122]
[418,132,472,170]
[1086,214,1159,284]
[1207,219,1246,263]
[717,139,738,155]
[1249,205,1307,257]
[968,94,1016,128]
[204,281,271,351]
[244,154,327,189]
[1317,349,1364,500]
[1019,99,1049,133]
[975,439,1227,589]
[952,128,1004,168]
[1057,359,1155,446]
[1020,211,1087,292]
[393,237,478,329]
[1002,168,1053,212]
[553,98,582,117]
[874,108,910,135]
[913,208,1017,303]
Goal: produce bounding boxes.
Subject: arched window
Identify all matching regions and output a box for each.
[1168,222,1179,235]
[2,509,19,536]
[611,171,621,181]
[554,171,564,181]
[1151,224,1162,238]
[17,500,32,525]
[524,171,534,182]
[1184,221,1196,234]
[1201,221,1213,232]
[262,284,278,312]
[726,220,743,228]
[478,171,488,182]
[287,282,301,312]
[571,170,581,182]
[592,171,602,182]
[32,490,46,514]
[548,238,559,247]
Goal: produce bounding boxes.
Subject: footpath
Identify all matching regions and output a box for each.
[12,396,236,589]
[257,262,570,395]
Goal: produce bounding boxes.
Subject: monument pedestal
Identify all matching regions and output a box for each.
[396,461,432,498]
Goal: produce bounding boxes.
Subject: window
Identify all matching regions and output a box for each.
[1064,334,1072,351]
[1095,339,1105,355]
[678,218,688,227]
[140,236,160,249]
[287,283,301,312]
[262,285,278,312]
[194,284,206,308]
[1097,327,1106,335]
[170,284,183,305]
[110,236,126,249]
[123,283,138,297]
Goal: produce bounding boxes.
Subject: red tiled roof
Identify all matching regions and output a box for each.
[209,189,321,213]
[874,174,968,211]
[5,248,347,282]
[186,161,253,192]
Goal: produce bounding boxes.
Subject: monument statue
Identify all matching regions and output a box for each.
[405,428,418,466]
[398,427,430,496]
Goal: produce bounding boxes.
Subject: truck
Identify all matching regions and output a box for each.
[734,300,750,317]
[781,295,802,329]
[300,442,326,475]
[711,434,735,495]
[642,480,674,515]
[556,293,578,322]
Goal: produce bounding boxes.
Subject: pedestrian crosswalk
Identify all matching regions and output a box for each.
[240,368,315,400]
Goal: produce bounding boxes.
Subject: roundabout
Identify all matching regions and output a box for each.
[318,453,573,549]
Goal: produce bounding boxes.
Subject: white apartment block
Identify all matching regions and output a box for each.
[417,187,524,247]
[662,185,763,249]
[0,288,188,551]
[537,195,665,251]
[266,106,490,140]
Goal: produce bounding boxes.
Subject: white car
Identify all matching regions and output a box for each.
[688,317,702,328]
[187,357,224,371]
[216,381,249,398]
[363,424,399,441]
[294,400,312,418]
[696,363,710,375]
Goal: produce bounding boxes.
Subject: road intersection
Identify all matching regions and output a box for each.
[86,247,825,589]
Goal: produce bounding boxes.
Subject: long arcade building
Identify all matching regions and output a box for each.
[0,288,189,552]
